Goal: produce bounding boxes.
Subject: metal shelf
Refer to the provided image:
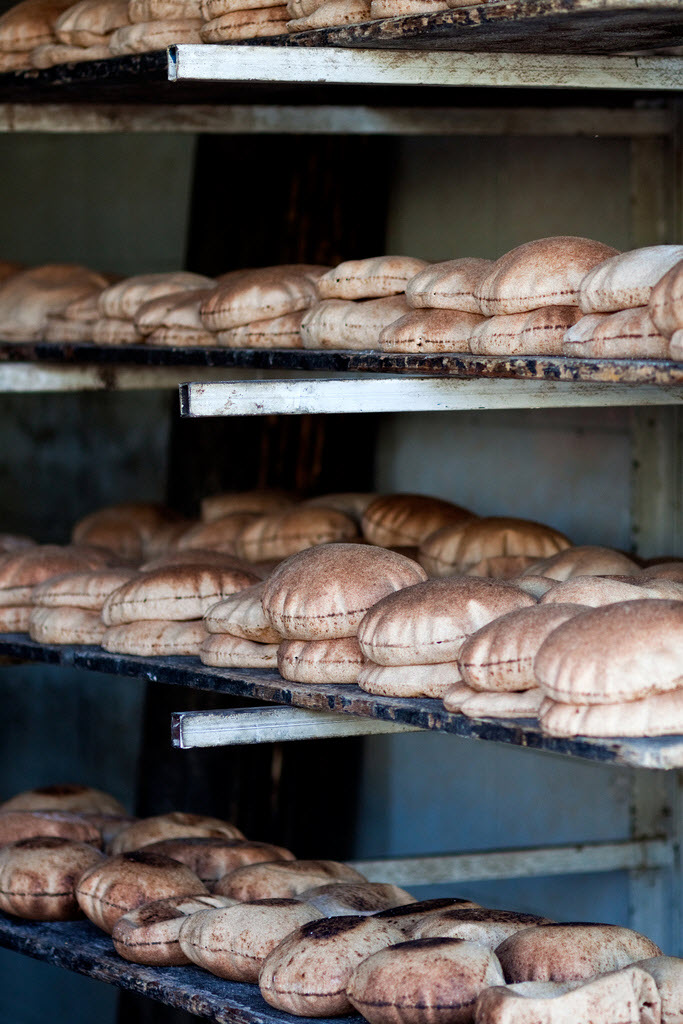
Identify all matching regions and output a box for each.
[2,634,683,768]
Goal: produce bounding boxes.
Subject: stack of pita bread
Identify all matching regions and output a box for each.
[285,0,369,32]
[34,0,129,66]
[201,582,282,669]
[649,257,683,361]
[94,272,214,345]
[200,266,328,350]
[564,245,683,359]
[109,0,202,56]
[0,264,109,342]
[0,0,76,70]
[199,0,288,42]
[300,257,426,351]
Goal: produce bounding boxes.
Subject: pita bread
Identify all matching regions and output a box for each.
[72,502,176,560]
[31,41,109,63]
[539,575,683,607]
[148,325,216,347]
[0,545,109,607]
[45,314,96,339]
[102,565,258,623]
[143,837,293,886]
[102,619,208,656]
[303,492,376,524]
[471,306,582,356]
[415,908,552,946]
[33,569,136,610]
[317,257,429,301]
[0,837,104,921]
[29,606,106,645]
[358,660,461,698]
[176,514,258,555]
[76,851,208,933]
[1,783,125,815]
[63,291,102,322]
[260,916,405,1017]
[475,237,619,317]
[419,517,571,578]
[109,17,201,50]
[0,51,32,69]
[0,809,101,847]
[300,296,408,350]
[510,575,557,599]
[363,494,473,548]
[535,600,683,705]
[540,690,683,738]
[635,957,683,1024]
[199,633,279,668]
[370,0,447,12]
[179,900,323,982]
[200,266,326,331]
[93,317,142,345]
[278,636,363,683]
[459,688,543,719]
[348,938,504,1024]
[0,264,107,342]
[639,561,683,582]
[649,259,683,338]
[262,543,427,640]
[405,259,492,314]
[55,0,129,43]
[562,307,668,359]
[140,550,253,573]
[202,0,282,15]
[458,604,586,692]
[579,245,683,314]
[522,546,640,581]
[0,0,75,52]
[374,898,481,935]
[201,490,293,522]
[358,577,535,667]
[201,5,287,36]
[300,882,415,917]
[495,923,661,983]
[98,272,211,320]
[476,966,661,1024]
[134,288,212,336]
[236,507,358,562]
[112,894,233,966]
[204,583,281,643]
[129,0,200,19]
[0,604,32,631]
[110,813,243,856]
[215,311,301,349]
[670,331,683,360]
[379,307,483,354]
[214,859,365,901]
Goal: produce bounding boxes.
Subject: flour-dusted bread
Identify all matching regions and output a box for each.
[216,311,304,349]
[55,0,129,43]
[76,850,208,933]
[278,637,364,684]
[102,619,208,657]
[470,307,582,356]
[98,273,211,320]
[540,575,683,607]
[0,606,32,632]
[0,810,101,847]
[375,898,481,936]
[458,604,586,693]
[317,257,429,301]
[29,606,106,645]
[650,259,683,338]
[135,288,213,335]
[475,966,661,1024]
[260,915,405,1016]
[112,894,233,966]
[101,564,259,624]
[0,0,78,55]
[348,938,505,1024]
[199,634,280,668]
[31,38,109,62]
[110,813,244,855]
[1,783,125,816]
[200,6,287,37]
[200,266,326,331]
[0,837,104,921]
[180,898,324,981]
[415,909,553,947]
[201,490,293,522]
[539,690,683,739]
[0,545,110,607]
[214,859,366,901]
[635,957,683,1024]
[143,837,294,887]
[458,688,544,720]
[475,238,619,317]
[236,507,358,563]
[358,661,462,699]
[262,543,427,640]
[204,582,281,643]
[300,296,410,350]
[359,578,535,667]
[522,545,640,581]
[33,569,137,610]
[362,494,474,549]
[495,923,662,983]
[109,17,202,50]
[287,0,368,27]
[379,308,483,354]
[300,883,415,917]
[579,245,683,314]
[406,258,493,314]
[419,518,571,579]
[562,307,668,359]
[535,600,683,705]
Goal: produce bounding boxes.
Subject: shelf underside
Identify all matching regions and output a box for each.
[0,915,354,1024]
[2,342,683,387]
[2,634,683,769]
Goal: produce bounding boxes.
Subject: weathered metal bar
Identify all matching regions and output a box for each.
[0,363,259,393]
